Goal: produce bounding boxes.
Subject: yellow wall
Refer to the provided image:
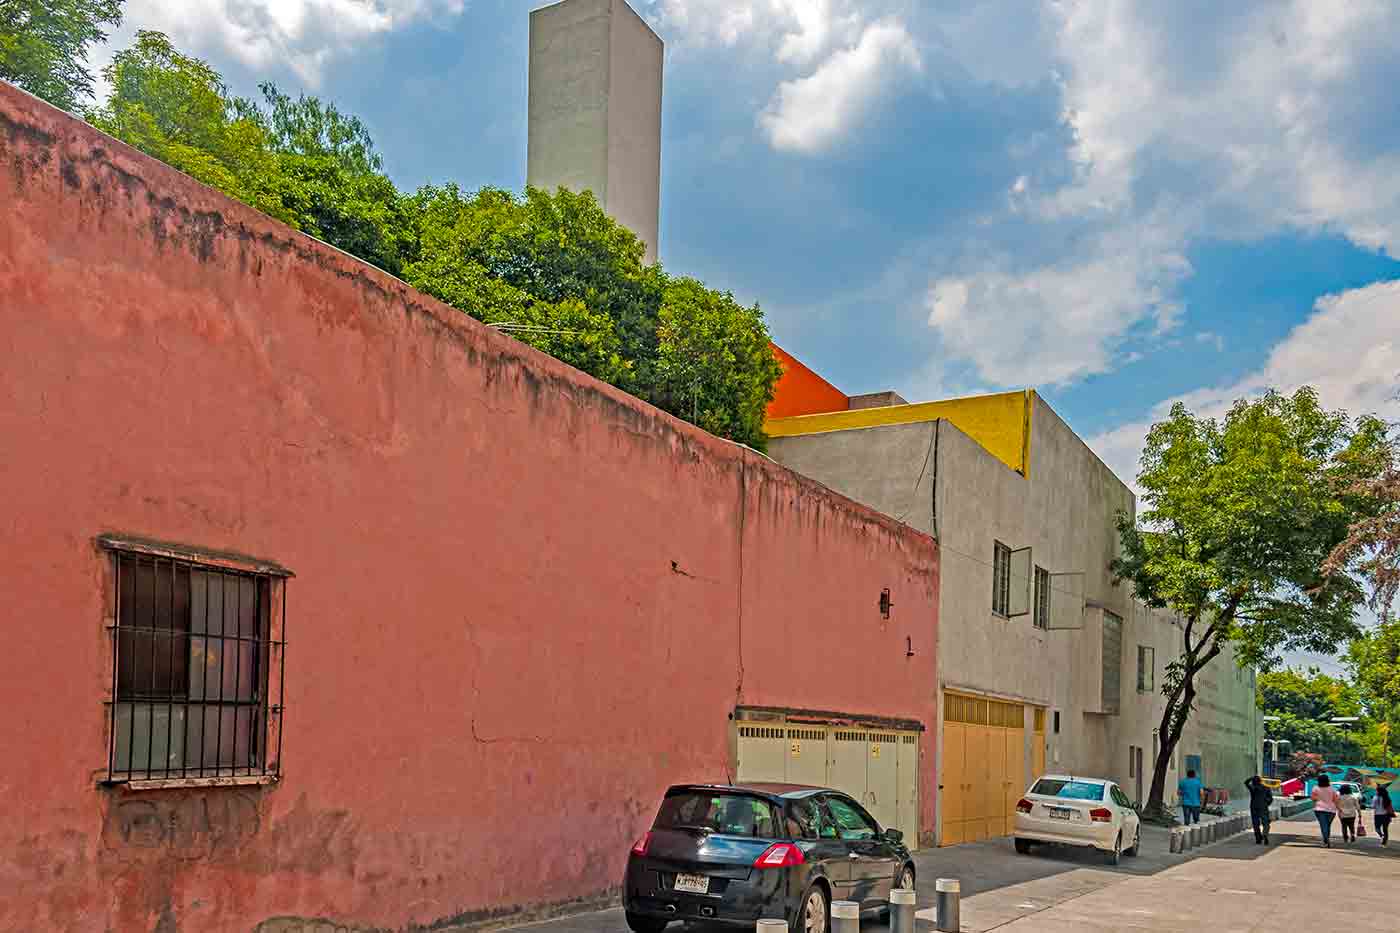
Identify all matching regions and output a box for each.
[765,389,1035,477]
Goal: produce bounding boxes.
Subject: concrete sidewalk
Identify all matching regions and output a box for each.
[976,812,1399,931]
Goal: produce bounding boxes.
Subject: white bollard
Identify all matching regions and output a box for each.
[935,878,961,933]
[831,900,860,933]
[890,887,917,933]
[756,921,788,932]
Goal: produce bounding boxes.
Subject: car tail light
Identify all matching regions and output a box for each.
[631,832,652,855]
[1089,808,1112,823]
[754,843,805,868]
[1016,799,1033,814]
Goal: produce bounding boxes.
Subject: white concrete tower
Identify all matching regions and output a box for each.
[527,0,663,264]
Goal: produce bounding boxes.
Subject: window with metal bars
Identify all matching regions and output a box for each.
[101,537,288,784]
[1032,566,1050,629]
[991,541,1012,616]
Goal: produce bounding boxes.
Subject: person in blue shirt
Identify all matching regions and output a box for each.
[1179,770,1204,825]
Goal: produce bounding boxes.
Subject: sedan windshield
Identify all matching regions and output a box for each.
[1032,779,1106,801]
[653,792,778,838]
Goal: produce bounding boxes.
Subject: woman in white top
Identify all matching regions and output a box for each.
[1374,783,1394,846]
[1336,784,1361,842]
[1311,774,1340,847]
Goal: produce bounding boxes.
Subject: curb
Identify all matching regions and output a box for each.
[1167,800,1314,853]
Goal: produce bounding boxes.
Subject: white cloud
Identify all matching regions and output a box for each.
[1088,278,1400,491]
[924,217,1190,386]
[1045,0,1400,248]
[758,19,921,154]
[94,0,466,87]
[649,0,855,64]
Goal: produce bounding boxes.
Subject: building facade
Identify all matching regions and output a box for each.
[527,0,663,263]
[765,379,1263,844]
[0,84,938,931]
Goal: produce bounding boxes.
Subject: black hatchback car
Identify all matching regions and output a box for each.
[624,783,915,933]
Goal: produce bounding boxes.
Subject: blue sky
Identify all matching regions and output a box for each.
[92,1,1400,667]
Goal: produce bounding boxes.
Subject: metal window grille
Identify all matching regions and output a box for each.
[1032,566,1050,629]
[103,544,286,783]
[992,541,1012,615]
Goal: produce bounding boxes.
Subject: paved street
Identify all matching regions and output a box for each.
[506,813,1399,932]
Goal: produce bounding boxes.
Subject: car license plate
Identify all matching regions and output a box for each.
[1048,808,1073,821]
[674,874,709,894]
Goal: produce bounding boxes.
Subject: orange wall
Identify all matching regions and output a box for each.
[767,343,850,418]
[0,85,939,932]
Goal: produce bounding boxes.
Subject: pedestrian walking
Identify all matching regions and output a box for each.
[1374,783,1395,846]
[1311,774,1340,847]
[1179,769,1204,825]
[1337,784,1361,842]
[1245,775,1273,844]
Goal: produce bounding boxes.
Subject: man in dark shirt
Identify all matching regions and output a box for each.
[1245,775,1274,844]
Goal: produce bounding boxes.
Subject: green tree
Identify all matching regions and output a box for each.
[89,31,293,224]
[1258,668,1367,762]
[251,84,414,275]
[1114,388,1392,816]
[652,277,782,450]
[1257,668,1362,721]
[1326,459,1400,617]
[1347,618,1400,766]
[403,184,783,446]
[0,0,121,112]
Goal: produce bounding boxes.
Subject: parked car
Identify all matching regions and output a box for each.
[1013,774,1141,865]
[624,783,915,933]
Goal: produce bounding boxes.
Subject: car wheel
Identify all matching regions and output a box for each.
[1105,832,1122,866]
[879,864,916,919]
[1124,826,1141,857]
[1014,838,1032,855]
[624,911,668,933]
[792,882,830,933]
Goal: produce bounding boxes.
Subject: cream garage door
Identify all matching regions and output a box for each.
[940,693,1032,846]
[736,723,921,846]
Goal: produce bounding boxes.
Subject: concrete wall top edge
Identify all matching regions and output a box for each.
[0,81,929,562]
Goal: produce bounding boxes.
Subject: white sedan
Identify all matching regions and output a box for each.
[1013,775,1141,865]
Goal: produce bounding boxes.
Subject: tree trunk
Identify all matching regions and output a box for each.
[1145,643,1218,814]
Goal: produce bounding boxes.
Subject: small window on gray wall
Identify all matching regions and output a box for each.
[1033,566,1050,629]
[1137,646,1155,693]
[992,541,1012,615]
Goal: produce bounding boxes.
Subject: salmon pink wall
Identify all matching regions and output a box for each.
[0,85,938,932]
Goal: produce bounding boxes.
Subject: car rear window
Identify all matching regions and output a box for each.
[1032,779,1106,801]
[654,792,779,838]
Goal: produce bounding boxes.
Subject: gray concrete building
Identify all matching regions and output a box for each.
[528,0,663,264]
[766,389,1262,845]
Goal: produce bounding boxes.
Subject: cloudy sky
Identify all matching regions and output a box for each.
[91,1,1398,661]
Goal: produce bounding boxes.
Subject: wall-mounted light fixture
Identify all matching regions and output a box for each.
[879,588,893,619]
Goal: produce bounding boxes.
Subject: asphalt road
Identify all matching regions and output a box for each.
[502,817,1233,932]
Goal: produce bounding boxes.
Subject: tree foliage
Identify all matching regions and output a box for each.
[89,31,294,224]
[1258,668,1366,762]
[0,0,121,111]
[1326,459,1400,618]
[87,31,782,448]
[1115,388,1393,812]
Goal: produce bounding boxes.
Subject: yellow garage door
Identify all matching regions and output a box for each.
[941,693,1035,846]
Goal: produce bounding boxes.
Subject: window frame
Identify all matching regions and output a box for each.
[1032,565,1050,629]
[99,535,290,789]
[822,793,880,839]
[992,541,1013,617]
[1137,645,1155,693]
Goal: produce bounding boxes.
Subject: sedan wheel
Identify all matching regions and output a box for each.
[1105,832,1122,866]
[799,885,829,933]
[1125,826,1141,857]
